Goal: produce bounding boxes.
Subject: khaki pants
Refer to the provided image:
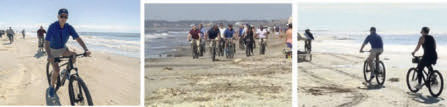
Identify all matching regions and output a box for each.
[367,48,383,70]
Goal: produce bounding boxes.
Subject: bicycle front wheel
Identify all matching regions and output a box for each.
[46,62,61,91]
[406,68,421,92]
[68,74,93,105]
[428,70,444,97]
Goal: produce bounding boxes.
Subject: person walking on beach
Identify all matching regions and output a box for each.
[37,26,46,49]
[411,27,438,89]
[22,29,26,39]
[6,27,15,44]
[304,29,314,52]
[286,24,292,49]
[256,25,269,54]
[187,25,201,59]
[359,27,383,79]
[46,8,91,97]
[198,24,207,56]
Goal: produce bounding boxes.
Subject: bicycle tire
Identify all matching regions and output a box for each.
[68,75,93,105]
[376,61,386,85]
[363,61,373,83]
[406,68,421,92]
[428,70,444,97]
[46,62,61,91]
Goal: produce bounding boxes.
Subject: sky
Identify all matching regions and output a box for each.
[0,0,139,33]
[298,3,447,33]
[146,4,291,21]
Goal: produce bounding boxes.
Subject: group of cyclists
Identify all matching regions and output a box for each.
[187,22,291,61]
[358,26,441,96]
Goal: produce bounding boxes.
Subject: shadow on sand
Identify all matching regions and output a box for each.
[34,50,46,58]
[45,88,61,106]
[407,92,444,104]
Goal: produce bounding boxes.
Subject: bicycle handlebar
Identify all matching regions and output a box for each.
[54,53,87,59]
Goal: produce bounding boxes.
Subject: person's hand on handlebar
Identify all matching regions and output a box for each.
[85,50,91,57]
[411,51,415,56]
[359,49,364,53]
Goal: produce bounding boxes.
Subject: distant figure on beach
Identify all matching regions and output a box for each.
[304,29,314,51]
[274,24,281,38]
[6,27,15,44]
[411,27,438,89]
[46,8,91,97]
[37,26,46,48]
[0,30,4,38]
[286,24,292,49]
[238,24,246,49]
[218,23,227,56]
[22,29,25,39]
[359,27,384,78]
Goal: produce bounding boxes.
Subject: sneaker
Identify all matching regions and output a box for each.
[415,83,423,90]
[48,87,55,97]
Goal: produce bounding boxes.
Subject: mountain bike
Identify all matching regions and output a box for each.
[406,55,443,97]
[362,51,386,86]
[46,53,93,105]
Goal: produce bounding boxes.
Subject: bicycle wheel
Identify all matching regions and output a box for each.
[211,46,216,61]
[68,74,93,105]
[376,61,386,85]
[428,70,443,97]
[46,62,61,91]
[363,61,373,83]
[406,68,422,92]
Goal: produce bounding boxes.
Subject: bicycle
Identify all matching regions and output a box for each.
[199,39,206,56]
[209,38,218,61]
[218,39,225,57]
[361,51,386,86]
[190,39,200,59]
[38,38,45,53]
[406,55,443,97]
[259,38,267,55]
[239,37,245,50]
[46,53,93,105]
[225,38,235,59]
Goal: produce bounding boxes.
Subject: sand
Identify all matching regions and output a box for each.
[298,35,447,107]
[145,35,292,106]
[0,34,140,105]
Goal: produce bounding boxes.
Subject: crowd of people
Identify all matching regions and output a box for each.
[187,22,292,60]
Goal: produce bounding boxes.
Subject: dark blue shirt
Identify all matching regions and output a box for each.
[45,21,79,49]
[363,33,383,49]
[224,29,234,38]
[207,29,219,39]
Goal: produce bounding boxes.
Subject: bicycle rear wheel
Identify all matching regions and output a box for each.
[376,61,386,85]
[428,70,444,97]
[68,74,93,105]
[406,68,422,92]
[363,61,373,83]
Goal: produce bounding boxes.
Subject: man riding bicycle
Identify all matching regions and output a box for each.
[412,27,438,89]
[46,8,91,97]
[199,24,207,56]
[187,25,201,59]
[256,25,269,54]
[224,24,235,50]
[37,26,46,49]
[6,27,14,44]
[360,27,383,78]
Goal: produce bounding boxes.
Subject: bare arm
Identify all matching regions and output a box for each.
[75,38,91,56]
[412,36,425,55]
[45,40,52,58]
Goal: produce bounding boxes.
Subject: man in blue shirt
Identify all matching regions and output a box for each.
[360,27,384,78]
[45,8,91,97]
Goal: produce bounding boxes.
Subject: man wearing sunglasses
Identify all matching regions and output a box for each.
[45,8,91,97]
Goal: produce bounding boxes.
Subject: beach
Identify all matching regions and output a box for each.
[145,35,292,106]
[298,33,447,106]
[0,34,140,105]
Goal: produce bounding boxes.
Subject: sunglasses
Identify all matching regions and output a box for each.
[60,15,68,19]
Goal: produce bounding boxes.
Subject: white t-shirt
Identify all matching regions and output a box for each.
[256,29,268,39]
[219,28,226,38]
